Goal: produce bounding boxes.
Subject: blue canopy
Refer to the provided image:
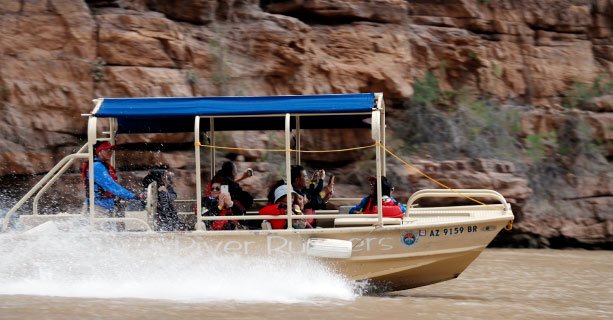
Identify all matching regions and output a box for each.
[93,93,376,133]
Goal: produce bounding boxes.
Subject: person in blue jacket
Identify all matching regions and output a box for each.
[349,176,406,216]
[81,141,142,216]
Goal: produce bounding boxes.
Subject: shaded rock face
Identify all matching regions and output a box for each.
[0,0,611,247]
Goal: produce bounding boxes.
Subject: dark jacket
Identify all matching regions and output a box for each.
[202,196,245,230]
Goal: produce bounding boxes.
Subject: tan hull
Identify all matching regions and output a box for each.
[16,204,511,292]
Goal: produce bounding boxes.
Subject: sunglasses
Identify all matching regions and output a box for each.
[211,186,221,191]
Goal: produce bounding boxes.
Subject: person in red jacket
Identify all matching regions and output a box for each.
[259,184,313,229]
[201,178,246,230]
[349,176,406,218]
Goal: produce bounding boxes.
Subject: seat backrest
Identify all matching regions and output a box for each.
[370,205,404,218]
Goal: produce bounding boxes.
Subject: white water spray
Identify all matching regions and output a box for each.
[0,223,361,303]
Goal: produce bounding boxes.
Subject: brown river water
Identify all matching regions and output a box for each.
[0,232,611,320]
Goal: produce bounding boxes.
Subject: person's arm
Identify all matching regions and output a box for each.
[93,162,136,199]
[202,197,221,215]
[306,179,325,208]
[158,190,177,212]
[166,185,177,202]
[234,169,250,183]
[349,196,369,214]
[309,178,324,193]
[392,196,407,213]
[321,182,334,203]
[230,202,245,216]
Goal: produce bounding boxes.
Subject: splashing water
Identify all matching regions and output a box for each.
[0,224,360,303]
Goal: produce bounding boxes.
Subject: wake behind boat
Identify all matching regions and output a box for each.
[1,93,514,291]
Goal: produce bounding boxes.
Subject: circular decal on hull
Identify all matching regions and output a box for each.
[401,231,418,246]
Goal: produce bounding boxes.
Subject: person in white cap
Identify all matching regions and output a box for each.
[259,184,312,229]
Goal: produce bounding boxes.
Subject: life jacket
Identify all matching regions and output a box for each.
[210,207,234,231]
[81,158,118,199]
[258,203,313,229]
[259,203,288,229]
[363,196,404,218]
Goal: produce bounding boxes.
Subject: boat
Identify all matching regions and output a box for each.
[1,93,514,291]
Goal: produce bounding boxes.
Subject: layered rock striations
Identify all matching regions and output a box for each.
[0,0,611,247]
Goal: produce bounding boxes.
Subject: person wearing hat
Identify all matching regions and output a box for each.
[81,141,143,216]
[259,184,313,229]
[348,176,406,217]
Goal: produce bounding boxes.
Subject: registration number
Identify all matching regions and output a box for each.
[428,225,478,237]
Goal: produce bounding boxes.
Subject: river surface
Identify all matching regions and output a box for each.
[0,232,610,320]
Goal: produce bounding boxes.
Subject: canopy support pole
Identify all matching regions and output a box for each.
[210,117,215,180]
[195,116,204,230]
[285,113,293,230]
[375,93,386,176]
[109,118,117,168]
[373,109,383,225]
[87,116,98,220]
[296,116,301,165]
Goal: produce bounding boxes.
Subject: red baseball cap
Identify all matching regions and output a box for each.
[94,141,115,155]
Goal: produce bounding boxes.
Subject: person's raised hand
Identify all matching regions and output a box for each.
[310,171,319,182]
[219,192,233,208]
[295,194,305,210]
[218,191,227,202]
[324,184,334,197]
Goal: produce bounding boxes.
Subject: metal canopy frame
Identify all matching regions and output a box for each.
[192,93,386,230]
[1,93,387,232]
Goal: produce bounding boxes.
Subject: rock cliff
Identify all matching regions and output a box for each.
[0,0,611,247]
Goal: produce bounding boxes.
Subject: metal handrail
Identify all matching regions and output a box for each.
[1,151,89,232]
[407,189,509,213]
[176,197,362,204]
[197,212,391,221]
[33,144,88,215]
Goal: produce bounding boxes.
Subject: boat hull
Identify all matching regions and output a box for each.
[11,213,510,292]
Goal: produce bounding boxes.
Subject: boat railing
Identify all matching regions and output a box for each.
[1,145,89,232]
[196,212,399,225]
[174,197,363,213]
[32,144,89,215]
[407,189,510,214]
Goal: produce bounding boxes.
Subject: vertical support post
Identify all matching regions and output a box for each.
[109,118,117,168]
[87,116,98,220]
[295,115,301,165]
[377,94,386,176]
[285,113,293,230]
[373,109,383,225]
[195,116,204,230]
[210,117,215,180]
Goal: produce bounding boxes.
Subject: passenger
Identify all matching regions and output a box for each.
[142,166,186,231]
[259,184,313,229]
[81,141,143,218]
[213,161,254,210]
[290,165,334,211]
[201,177,246,230]
[349,176,406,217]
[266,179,286,204]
